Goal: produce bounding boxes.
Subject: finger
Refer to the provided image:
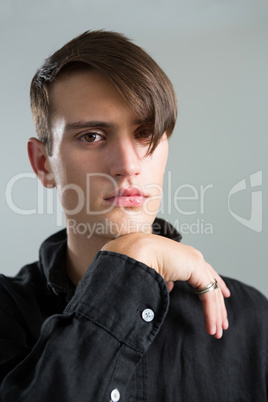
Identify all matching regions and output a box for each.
[200,290,218,336]
[214,286,224,339]
[223,317,229,330]
[199,277,228,339]
[207,265,231,298]
[219,289,229,330]
[190,261,229,338]
[214,282,231,337]
[217,276,231,298]
[166,281,174,292]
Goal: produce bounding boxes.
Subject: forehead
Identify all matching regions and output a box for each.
[50,69,120,108]
[49,69,149,124]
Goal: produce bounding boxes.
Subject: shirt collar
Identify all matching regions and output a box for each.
[152,217,182,241]
[39,229,76,302]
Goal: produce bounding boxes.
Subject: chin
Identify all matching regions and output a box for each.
[108,214,155,237]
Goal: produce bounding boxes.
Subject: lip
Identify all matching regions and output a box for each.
[104,187,148,207]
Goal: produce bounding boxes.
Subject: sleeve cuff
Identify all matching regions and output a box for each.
[64,251,170,353]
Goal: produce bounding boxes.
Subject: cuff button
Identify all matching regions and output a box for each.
[142,308,154,322]
[110,388,120,402]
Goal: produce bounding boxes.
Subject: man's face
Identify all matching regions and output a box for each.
[46,69,169,239]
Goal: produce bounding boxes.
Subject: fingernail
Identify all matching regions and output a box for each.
[212,325,216,335]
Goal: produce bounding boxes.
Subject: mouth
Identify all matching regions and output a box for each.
[104,187,148,207]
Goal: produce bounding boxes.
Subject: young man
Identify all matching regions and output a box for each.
[0,30,267,401]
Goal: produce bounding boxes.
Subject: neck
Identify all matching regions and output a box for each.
[66,231,111,287]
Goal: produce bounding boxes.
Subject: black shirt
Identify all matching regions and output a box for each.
[0,218,267,401]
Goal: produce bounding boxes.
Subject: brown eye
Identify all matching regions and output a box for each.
[84,133,97,142]
[139,131,151,138]
[80,132,104,143]
[136,130,153,143]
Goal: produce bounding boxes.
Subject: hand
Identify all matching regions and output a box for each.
[101,233,230,339]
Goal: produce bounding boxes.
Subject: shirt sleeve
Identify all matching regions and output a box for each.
[0,251,169,402]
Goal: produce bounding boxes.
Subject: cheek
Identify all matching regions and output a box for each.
[59,186,84,214]
[49,159,70,186]
[160,138,169,166]
[48,151,85,186]
[150,141,169,182]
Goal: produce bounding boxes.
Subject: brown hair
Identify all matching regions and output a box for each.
[30,30,177,156]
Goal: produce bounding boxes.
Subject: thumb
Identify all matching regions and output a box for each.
[166,281,174,292]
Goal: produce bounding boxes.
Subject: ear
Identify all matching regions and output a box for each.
[27,138,56,188]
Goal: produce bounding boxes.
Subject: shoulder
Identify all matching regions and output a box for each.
[223,276,268,322]
[0,262,47,307]
[223,276,268,307]
[0,263,46,334]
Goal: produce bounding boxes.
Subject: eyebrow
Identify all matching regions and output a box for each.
[64,119,150,131]
[65,121,116,131]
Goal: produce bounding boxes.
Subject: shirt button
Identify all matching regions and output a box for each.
[142,308,154,322]
[110,388,120,402]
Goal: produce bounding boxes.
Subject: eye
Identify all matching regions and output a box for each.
[139,131,151,138]
[80,132,103,143]
[135,130,153,144]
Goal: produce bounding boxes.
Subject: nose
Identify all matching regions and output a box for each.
[108,136,142,178]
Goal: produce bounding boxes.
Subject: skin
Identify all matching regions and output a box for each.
[28,69,230,339]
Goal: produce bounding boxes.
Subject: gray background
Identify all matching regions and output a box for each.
[1,0,267,296]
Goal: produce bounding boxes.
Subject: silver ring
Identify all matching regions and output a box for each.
[195,279,219,295]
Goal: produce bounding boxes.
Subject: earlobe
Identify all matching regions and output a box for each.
[27,138,56,188]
